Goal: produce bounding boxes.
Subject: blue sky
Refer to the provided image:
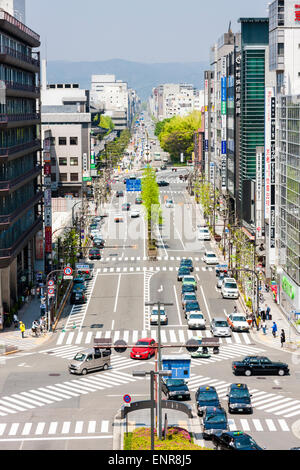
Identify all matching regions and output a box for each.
[27,0,269,63]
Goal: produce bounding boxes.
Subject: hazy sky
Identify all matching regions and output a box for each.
[27,0,269,63]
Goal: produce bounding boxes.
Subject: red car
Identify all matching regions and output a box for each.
[130,338,156,360]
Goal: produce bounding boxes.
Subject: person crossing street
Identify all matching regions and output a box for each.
[19,321,25,338]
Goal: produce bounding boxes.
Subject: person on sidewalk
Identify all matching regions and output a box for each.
[281,330,286,348]
[13,314,18,329]
[272,321,278,338]
[262,321,267,335]
[19,321,25,338]
[266,305,271,321]
[261,309,266,321]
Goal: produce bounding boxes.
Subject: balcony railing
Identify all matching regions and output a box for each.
[0,45,39,67]
[4,81,39,94]
[0,10,40,43]
[0,165,42,190]
[0,190,43,225]
[0,113,40,123]
[0,140,41,157]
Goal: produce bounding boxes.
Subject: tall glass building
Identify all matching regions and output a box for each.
[0,9,42,316]
[278,95,300,313]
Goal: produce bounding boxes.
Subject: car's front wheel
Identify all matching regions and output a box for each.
[244,369,252,377]
[278,369,285,376]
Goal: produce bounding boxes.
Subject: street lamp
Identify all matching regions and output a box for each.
[132,369,172,450]
[145,301,173,440]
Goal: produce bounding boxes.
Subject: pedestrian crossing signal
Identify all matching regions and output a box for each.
[114,340,127,353]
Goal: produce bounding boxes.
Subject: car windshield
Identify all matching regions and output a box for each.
[190,314,203,319]
[167,379,185,386]
[234,435,257,449]
[182,286,195,293]
[230,388,250,398]
[215,321,228,328]
[152,310,166,316]
[207,253,216,258]
[225,283,237,289]
[206,413,227,424]
[135,341,150,346]
[186,302,199,310]
[184,295,196,300]
[233,316,246,322]
[74,353,86,361]
[184,277,195,282]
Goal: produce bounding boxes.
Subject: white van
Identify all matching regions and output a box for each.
[198,227,211,241]
[68,348,111,375]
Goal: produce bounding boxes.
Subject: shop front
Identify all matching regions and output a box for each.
[279,271,300,320]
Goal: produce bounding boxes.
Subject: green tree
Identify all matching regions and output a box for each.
[62,229,80,268]
[154,117,175,137]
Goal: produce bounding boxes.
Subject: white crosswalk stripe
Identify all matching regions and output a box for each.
[52,329,257,348]
[0,367,142,417]
[0,420,113,439]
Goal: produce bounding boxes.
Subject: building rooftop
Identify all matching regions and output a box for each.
[238,17,269,23]
[0,9,40,47]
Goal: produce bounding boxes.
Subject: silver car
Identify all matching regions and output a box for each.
[210,317,232,337]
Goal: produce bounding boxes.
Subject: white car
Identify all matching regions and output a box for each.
[198,227,211,241]
[187,312,206,330]
[90,230,102,239]
[227,313,250,332]
[150,305,168,325]
[202,251,219,265]
[221,278,239,299]
[130,210,140,218]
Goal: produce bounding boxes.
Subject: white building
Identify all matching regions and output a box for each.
[0,0,25,22]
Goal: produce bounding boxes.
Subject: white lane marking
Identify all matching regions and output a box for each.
[0,424,6,435]
[75,421,84,434]
[88,421,96,433]
[22,423,32,436]
[253,419,263,431]
[240,419,250,432]
[173,285,182,326]
[9,423,19,436]
[61,422,71,434]
[35,422,46,435]
[101,420,109,433]
[278,419,289,431]
[266,419,276,432]
[199,285,212,322]
[113,274,122,313]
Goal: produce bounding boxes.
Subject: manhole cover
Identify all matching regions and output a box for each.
[109,254,118,257]
[272,387,282,390]
[91,324,103,329]
[49,374,60,376]
[257,377,266,380]
[47,351,55,355]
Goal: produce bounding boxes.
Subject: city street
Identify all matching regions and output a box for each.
[0,129,300,450]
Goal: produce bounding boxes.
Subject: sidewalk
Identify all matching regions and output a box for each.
[0,297,52,354]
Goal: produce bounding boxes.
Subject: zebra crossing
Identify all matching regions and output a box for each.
[0,362,144,417]
[97,256,208,263]
[97,266,215,273]
[0,333,42,352]
[63,276,96,332]
[53,328,256,348]
[187,372,300,419]
[0,419,112,440]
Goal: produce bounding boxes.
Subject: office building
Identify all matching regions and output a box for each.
[150,84,204,121]
[0,0,25,23]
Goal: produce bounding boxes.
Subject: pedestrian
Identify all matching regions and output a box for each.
[20,321,25,338]
[261,309,266,321]
[272,321,278,338]
[31,287,36,299]
[256,315,260,331]
[262,321,267,335]
[281,329,286,348]
[266,305,271,321]
[13,313,18,328]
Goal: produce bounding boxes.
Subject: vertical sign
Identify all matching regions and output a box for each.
[221,56,227,190]
[43,138,52,254]
[265,88,276,265]
[256,147,264,239]
[235,54,241,117]
[265,87,273,221]
[210,162,215,185]
[270,96,276,254]
[295,4,300,21]
[204,73,209,178]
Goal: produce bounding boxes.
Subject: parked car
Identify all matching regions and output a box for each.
[221,278,239,299]
[227,383,253,414]
[210,317,232,337]
[130,210,140,219]
[202,407,228,439]
[227,313,250,332]
[130,338,156,360]
[93,237,105,248]
[211,431,264,450]
[195,385,220,417]
[203,251,219,265]
[198,227,211,241]
[157,181,169,187]
[89,248,101,260]
[232,356,289,377]
[161,378,190,400]
[70,291,86,305]
[72,277,86,292]
[187,312,206,330]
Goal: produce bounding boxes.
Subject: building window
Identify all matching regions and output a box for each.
[59,157,67,166]
[70,137,78,145]
[51,158,56,166]
[51,173,56,182]
[70,173,78,182]
[60,173,67,182]
[50,137,55,145]
[58,137,67,145]
[70,157,78,166]
[278,43,284,56]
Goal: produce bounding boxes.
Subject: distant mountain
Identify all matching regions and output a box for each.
[46,59,207,101]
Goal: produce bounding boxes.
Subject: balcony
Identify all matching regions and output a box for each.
[0,10,40,47]
[0,46,40,73]
[0,190,43,229]
[4,81,40,98]
[0,165,42,193]
[0,113,40,128]
[0,140,41,161]
[0,216,43,268]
